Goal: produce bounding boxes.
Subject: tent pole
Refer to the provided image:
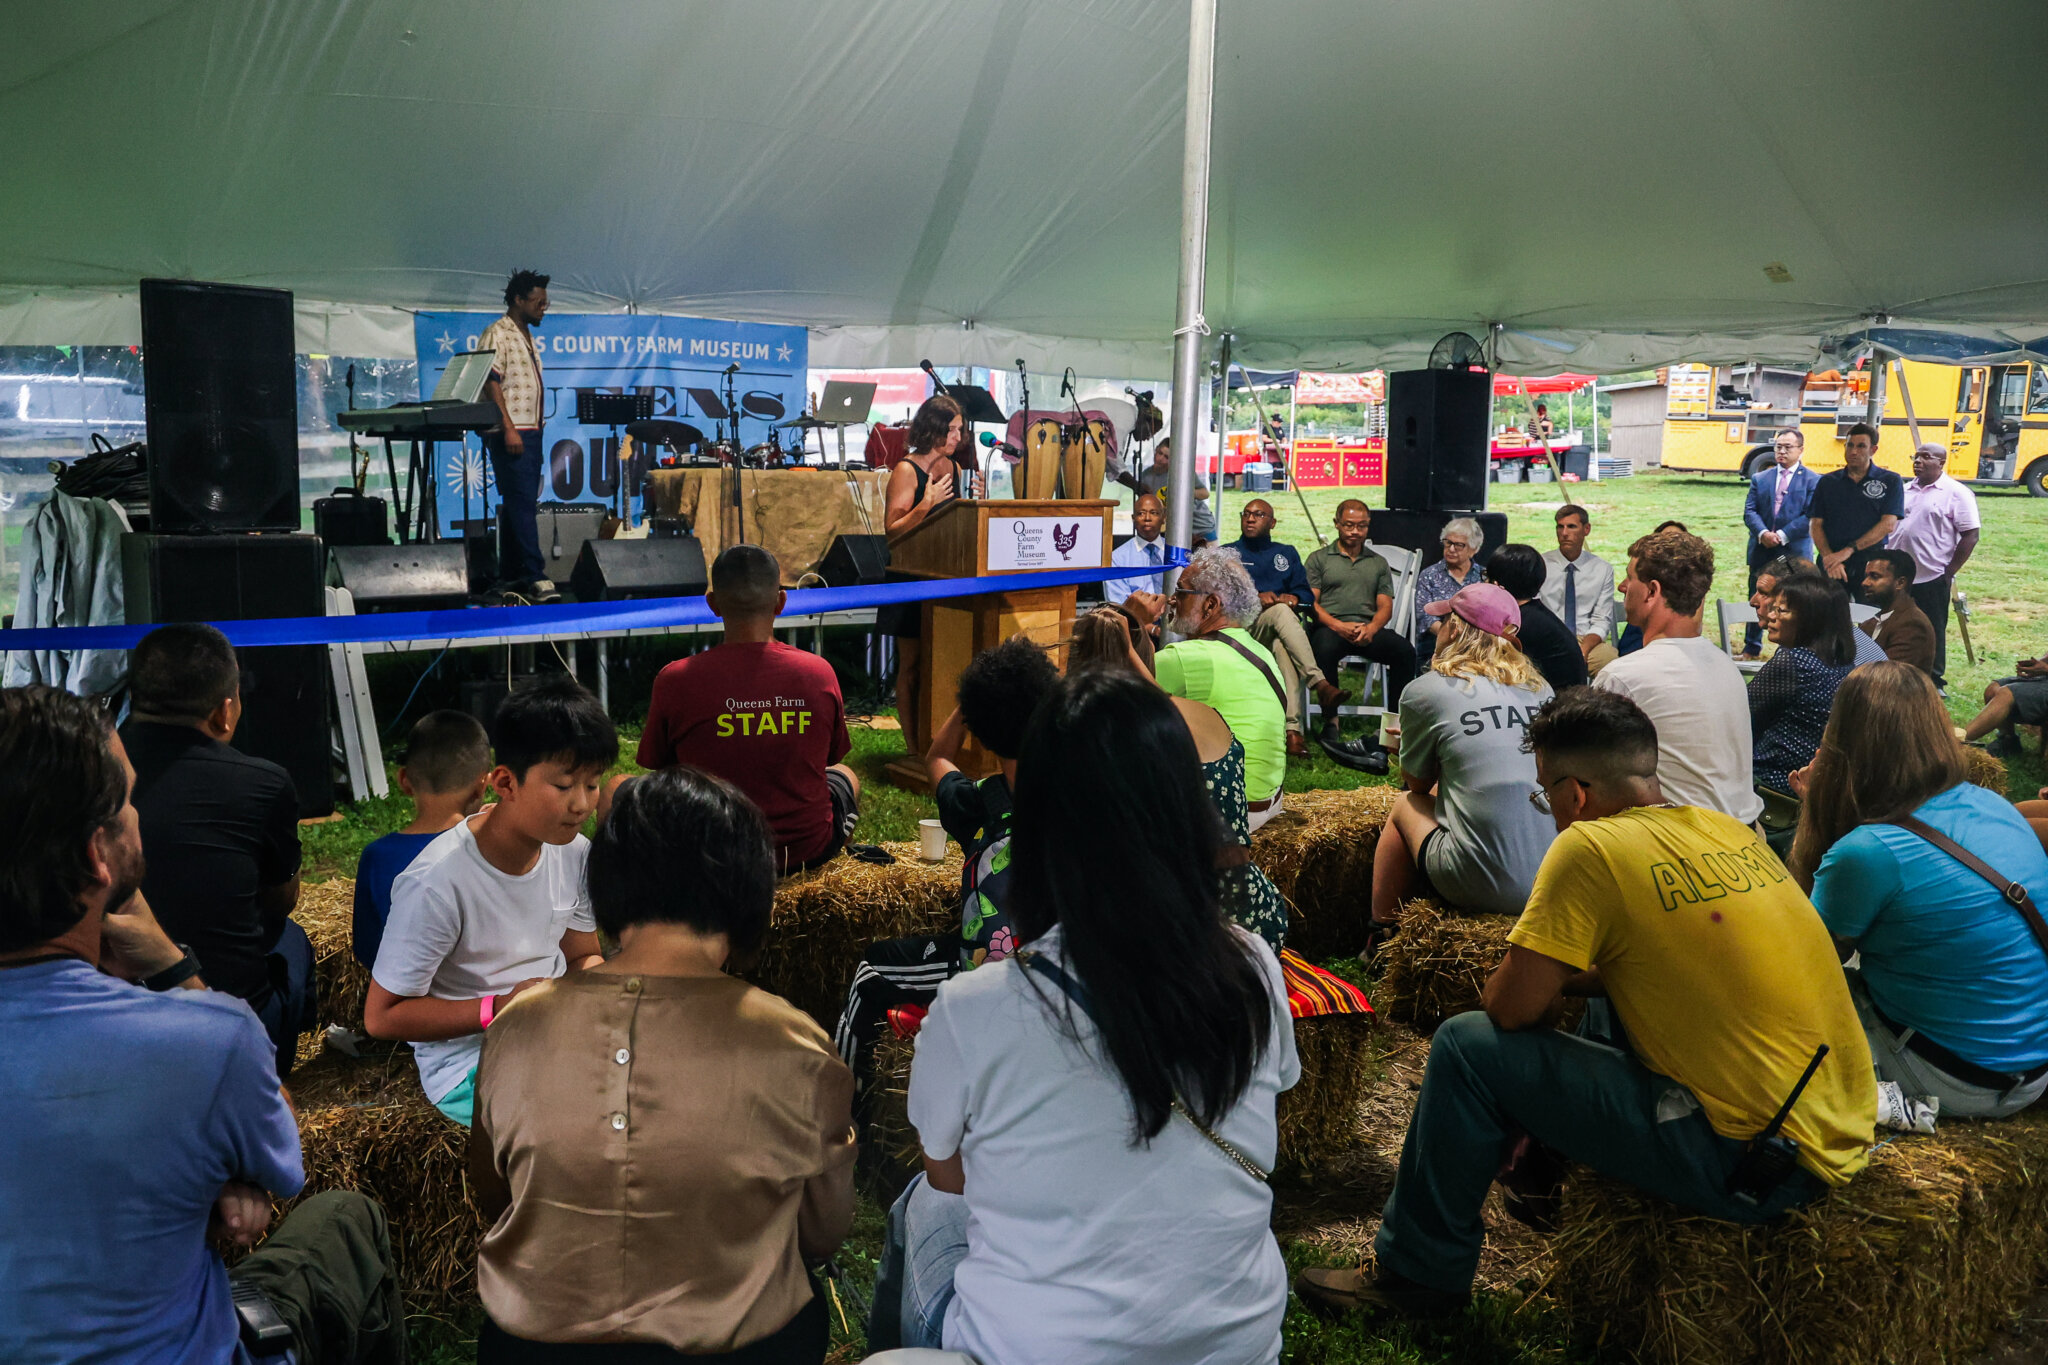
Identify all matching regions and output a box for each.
[1164,0,1220,564]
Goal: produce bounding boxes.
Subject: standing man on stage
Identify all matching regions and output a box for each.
[1890,441,1981,688]
[481,269,559,603]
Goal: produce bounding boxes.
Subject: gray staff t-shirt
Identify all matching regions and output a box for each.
[1398,671,1557,914]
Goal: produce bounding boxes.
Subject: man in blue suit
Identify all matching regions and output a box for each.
[1740,429,1819,656]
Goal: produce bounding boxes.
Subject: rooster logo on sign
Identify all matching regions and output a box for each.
[1052,522,1079,561]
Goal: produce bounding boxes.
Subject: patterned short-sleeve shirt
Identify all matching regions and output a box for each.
[480,315,545,428]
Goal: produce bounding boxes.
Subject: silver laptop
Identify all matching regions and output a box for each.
[817,379,878,424]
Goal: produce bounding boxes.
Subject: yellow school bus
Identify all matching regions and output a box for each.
[1658,359,2048,495]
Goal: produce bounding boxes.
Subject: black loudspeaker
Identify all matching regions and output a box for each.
[571,538,709,602]
[120,533,333,817]
[819,533,888,587]
[313,490,389,547]
[1386,369,1491,512]
[1367,509,1510,572]
[537,503,609,587]
[139,279,301,534]
[328,544,470,612]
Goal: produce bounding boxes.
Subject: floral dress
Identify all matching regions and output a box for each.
[1205,737,1289,950]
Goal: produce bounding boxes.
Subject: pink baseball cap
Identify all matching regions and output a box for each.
[1423,582,1521,637]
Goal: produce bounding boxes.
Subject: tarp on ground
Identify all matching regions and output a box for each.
[1,0,2044,376]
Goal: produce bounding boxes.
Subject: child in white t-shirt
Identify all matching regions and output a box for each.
[367,677,617,1124]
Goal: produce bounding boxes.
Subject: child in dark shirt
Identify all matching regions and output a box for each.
[351,711,492,967]
[833,637,1060,1073]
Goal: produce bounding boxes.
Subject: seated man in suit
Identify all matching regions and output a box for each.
[1859,549,1937,676]
[1741,430,1819,658]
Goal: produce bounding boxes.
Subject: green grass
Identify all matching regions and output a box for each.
[329,469,2042,1361]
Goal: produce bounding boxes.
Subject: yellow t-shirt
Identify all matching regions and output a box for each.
[1508,804,1875,1185]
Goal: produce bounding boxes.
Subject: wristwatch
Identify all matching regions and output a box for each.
[142,944,203,992]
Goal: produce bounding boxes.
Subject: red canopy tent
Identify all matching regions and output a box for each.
[1494,372,1597,395]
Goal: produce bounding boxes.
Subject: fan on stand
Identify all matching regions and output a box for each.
[1428,331,1489,371]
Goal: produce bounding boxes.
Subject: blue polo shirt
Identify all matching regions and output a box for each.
[1811,783,2048,1070]
[0,959,303,1364]
[1226,535,1312,601]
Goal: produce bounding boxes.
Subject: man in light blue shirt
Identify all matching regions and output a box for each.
[0,685,402,1365]
[1106,493,1169,606]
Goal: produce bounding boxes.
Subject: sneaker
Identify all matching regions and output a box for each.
[1294,1265,1470,1320]
[1875,1080,1939,1134]
[525,578,563,604]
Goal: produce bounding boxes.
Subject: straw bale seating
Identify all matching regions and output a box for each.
[277,1049,480,1315]
[294,877,370,1032]
[1249,786,1398,960]
[1550,1110,2048,1365]
[1372,899,1513,1031]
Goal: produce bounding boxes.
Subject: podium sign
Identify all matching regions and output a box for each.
[987,516,1104,571]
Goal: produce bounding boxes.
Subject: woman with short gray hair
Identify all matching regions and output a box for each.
[1412,517,1486,668]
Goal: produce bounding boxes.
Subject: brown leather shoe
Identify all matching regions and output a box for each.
[1294,1265,1470,1319]
[1285,730,1310,759]
[1313,679,1350,709]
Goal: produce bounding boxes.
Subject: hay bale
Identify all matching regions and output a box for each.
[1550,1111,2048,1365]
[1374,899,1513,1030]
[861,1032,923,1202]
[1277,1012,1378,1169]
[1251,787,1398,960]
[283,1050,481,1314]
[1962,744,2007,794]
[749,841,962,1028]
[294,877,370,1032]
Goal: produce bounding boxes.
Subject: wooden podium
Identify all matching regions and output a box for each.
[883,498,1115,791]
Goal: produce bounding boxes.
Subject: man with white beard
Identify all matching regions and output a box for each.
[1123,547,1291,830]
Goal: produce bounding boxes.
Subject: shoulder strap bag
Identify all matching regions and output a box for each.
[1885,815,2048,961]
[1198,632,1289,712]
[1016,950,1270,1184]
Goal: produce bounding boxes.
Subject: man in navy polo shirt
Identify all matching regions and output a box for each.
[1228,499,1347,757]
[1809,423,1906,605]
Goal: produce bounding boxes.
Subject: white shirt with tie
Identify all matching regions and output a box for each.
[1539,548,1617,643]
[1106,532,1168,605]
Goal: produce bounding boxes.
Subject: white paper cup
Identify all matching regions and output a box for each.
[918,818,948,862]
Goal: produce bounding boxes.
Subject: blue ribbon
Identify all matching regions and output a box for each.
[0,550,1189,652]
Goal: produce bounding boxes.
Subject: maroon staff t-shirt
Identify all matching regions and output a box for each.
[638,641,852,867]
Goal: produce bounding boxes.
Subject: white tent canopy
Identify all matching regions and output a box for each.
[3,0,2045,375]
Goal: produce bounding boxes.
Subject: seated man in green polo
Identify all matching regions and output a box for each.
[1298,686,1877,1317]
[1305,499,1418,773]
[1125,547,1289,829]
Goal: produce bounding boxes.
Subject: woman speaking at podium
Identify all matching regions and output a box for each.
[880,395,980,757]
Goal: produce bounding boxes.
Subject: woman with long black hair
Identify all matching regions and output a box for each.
[1750,571,1857,794]
[875,670,1298,1364]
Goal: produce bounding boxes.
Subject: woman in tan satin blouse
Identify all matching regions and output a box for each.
[468,767,857,1364]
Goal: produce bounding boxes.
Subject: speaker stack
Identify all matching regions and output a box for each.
[122,533,334,819]
[1377,368,1506,569]
[126,279,334,817]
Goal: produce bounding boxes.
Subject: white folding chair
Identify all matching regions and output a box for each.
[1320,542,1417,723]
[1716,598,1765,675]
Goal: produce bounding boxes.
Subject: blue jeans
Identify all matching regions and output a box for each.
[485,425,545,584]
[873,1175,970,1351]
[255,918,318,1080]
[1376,1007,1824,1293]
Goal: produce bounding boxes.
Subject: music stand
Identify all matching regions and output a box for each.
[577,391,655,517]
[944,384,1006,472]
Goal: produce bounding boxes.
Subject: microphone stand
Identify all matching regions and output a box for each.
[722,365,745,544]
[1016,359,1030,501]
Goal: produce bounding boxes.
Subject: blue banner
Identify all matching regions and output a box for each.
[414,312,810,537]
